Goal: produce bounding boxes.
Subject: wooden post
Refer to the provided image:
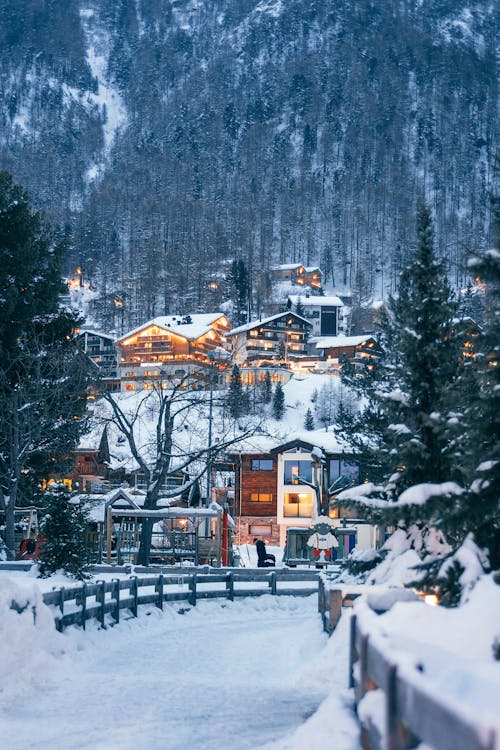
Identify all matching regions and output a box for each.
[80,583,87,630]
[328,589,343,634]
[269,571,277,595]
[57,587,65,632]
[226,571,234,601]
[189,574,197,606]
[349,614,357,689]
[386,664,408,750]
[130,576,138,617]
[318,576,325,613]
[359,634,373,700]
[106,507,113,564]
[156,574,164,610]
[113,579,120,623]
[98,580,106,629]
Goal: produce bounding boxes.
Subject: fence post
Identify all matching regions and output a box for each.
[269,571,277,595]
[57,587,65,632]
[360,634,369,699]
[328,589,343,634]
[156,574,164,610]
[189,574,197,606]
[113,579,120,623]
[98,580,106,629]
[226,572,234,601]
[318,575,325,613]
[80,583,87,630]
[130,576,138,617]
[349,613,357,689]
[386,664,408,750]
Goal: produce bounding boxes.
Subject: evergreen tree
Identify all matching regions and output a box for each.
[337,205,464,582]
[272,382,285,420]
[0,172,90,557]
[226,260,250,324]
[258,370,272,404]
[295,296,305,317]
[304,408,315,431]
[452,204,500,568]
[227,364,244,419]
[38,485,92,580]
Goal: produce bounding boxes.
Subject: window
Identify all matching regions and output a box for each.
[124,384,136,391]
[284,460,312,484]
[329,459,358,481]
[250,524,272,536]
[311,310,320,318]
[251,459,273,471]
[250,493,272,503]
[284,492,313,517]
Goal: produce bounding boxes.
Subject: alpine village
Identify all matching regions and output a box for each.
[0,2,498,750]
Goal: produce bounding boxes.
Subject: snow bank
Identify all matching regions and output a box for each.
[0,578,77,708]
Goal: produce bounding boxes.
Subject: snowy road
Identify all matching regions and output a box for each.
[1,594,361,750]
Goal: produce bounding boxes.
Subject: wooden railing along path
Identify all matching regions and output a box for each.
[14,568,319,632]
[318,578,497,750]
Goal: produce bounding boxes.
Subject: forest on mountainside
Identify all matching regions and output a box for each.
[0,0,497,330]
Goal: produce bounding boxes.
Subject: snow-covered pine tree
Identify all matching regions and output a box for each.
[337,204,465,584]
[295,297,305,317]
[258,370,272,404]
[304,408,315,431]
[272,382,285,420]
[453,207,500,570]
[227,364,245,419]
[38,485,92,580]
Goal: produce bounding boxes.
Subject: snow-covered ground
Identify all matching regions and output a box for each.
[0,579,361,750]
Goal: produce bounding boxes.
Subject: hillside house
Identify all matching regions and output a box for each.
[224,435,378,554]
[227,311,312,369]
[76,329,119,388]
[116,313,231,391]
[309,335,382,372]
[270,263,323,290]
[287,294,343,337]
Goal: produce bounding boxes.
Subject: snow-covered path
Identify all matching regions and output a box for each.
[1,594,361,750]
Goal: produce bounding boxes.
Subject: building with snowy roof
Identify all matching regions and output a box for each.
[115,313,231,391]
[287,294,344,337]
[227,311,312,370]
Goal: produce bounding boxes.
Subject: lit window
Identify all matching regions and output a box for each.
[250,493,273,503]
[284,460,312,484]
[284,492,313,517]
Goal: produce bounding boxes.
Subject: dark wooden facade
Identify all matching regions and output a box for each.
[231,451,280,545]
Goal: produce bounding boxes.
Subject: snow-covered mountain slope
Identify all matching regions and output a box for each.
[0,0,497,322]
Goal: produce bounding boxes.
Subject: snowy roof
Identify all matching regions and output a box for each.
[288,295,343,308]
[228,311,312,336]
[270,263,304,271]
[77,329,116,341]
[303,266,322,273]
[312,335,376,349]
[227,429,349,456]
[117,313,228,343]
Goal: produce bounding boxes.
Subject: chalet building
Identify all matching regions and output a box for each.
[227,311,312,368]
[71,427,111,492]
[287,294,343,337]
[224,436,378,554]
[308,335,382,372]
[302,266,322,289]
[116,313,231,391]
[76,329,119,388]
[270,263,323,290]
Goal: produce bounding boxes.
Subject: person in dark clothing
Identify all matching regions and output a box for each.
[254,538,276,567]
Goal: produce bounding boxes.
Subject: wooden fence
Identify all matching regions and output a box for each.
[22,569,319,632]
[348,604,498,750]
